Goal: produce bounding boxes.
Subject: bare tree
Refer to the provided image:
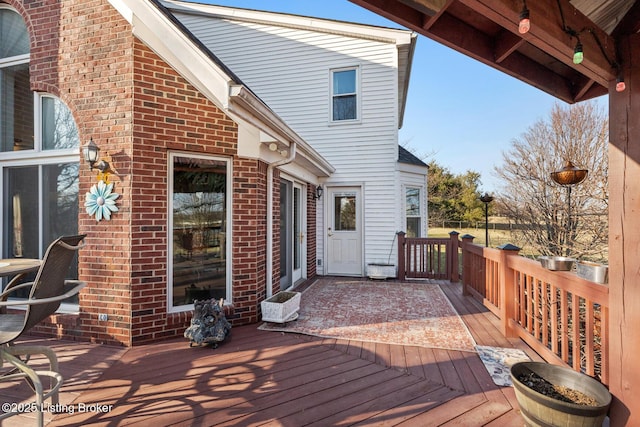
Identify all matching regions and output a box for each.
[494,101,608,261]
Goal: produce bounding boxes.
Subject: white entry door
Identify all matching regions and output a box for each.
[326,186,362,276]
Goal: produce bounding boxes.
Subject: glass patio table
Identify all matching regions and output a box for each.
[0,259,42,278]
[0,258,42,312]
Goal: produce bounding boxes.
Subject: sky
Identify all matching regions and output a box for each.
[189,0,607,192]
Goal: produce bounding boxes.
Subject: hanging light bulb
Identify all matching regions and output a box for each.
[518,1,530,34]
[616,73,626,92]
[573,41,583,64]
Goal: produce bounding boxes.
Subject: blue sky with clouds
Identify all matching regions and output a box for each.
[188,0,607,192]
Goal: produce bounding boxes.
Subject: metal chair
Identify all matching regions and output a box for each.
[0,234,87,427]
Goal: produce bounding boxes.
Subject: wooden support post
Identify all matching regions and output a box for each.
[396,231,406,281]
[448,231,459,283]
[460,234,475,295]
[607,33,640,426]
[497,243,520,338]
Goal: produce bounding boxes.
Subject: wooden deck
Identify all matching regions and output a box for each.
[2,280,541,426]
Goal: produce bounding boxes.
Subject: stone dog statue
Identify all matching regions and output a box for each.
[184,298,231,347]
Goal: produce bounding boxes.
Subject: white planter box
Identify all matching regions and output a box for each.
[261,291,301,323]
[367,264,396,279]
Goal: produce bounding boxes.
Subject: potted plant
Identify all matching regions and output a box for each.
[260,291,301,323]
[511,361,611,427]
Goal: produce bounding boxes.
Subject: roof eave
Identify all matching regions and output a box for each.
[108,0,334,177]
[163,0,414,44]
[229,86,335,177]
[398,33,417,129]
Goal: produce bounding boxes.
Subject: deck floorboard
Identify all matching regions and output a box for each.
[1,279,532,426]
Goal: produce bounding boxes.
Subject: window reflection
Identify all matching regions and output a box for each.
[42,97,80,150]
[0,9,30,57]
[3,163,79,301]
[334,194,356,231]
[172,156,228,307]
[43,163,79,242]
[406,187,421,237]
[332,68,357,121]
[5,166,38,259]
[1,63,33,151]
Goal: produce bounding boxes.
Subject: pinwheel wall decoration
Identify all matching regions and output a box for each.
[85,180,120,221]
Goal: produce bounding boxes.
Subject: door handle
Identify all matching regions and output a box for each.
[328,227,333,237]
[299,232,304,243]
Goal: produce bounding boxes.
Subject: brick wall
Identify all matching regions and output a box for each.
[6,0,314,346]
[9,0,135,345]
[129,38,275,344]
[232,159,268,324]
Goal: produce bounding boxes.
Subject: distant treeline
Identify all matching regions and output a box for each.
[429,221,529,231]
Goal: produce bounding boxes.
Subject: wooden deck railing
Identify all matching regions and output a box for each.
[397,232,609,385]
[397,231,459,281]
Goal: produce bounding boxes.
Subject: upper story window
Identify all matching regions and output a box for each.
[1,8,29,57]
[406,187,422,237]
[331,67,358,122]
[1,8,32,152]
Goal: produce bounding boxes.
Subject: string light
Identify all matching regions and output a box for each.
[573,41,583,64]
[518,1,530,34]
[616,73,626,92]
[555,0,625,92]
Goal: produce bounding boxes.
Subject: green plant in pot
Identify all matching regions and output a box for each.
[511,362,611,427]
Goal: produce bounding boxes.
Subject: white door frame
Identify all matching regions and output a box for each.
[324,185,363,276]
[291,182,304,284]
[280,177,306,290]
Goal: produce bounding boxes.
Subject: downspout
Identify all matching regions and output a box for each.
[266,142,297,298]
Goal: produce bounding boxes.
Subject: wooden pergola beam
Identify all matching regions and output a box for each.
[350,0,617,103]
[350,0,427,29]
[398,0,447,16]
[457,0,617,85]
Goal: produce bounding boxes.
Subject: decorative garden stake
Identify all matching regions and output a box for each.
[85,180,119,221]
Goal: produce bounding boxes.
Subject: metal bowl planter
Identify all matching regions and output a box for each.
[576,262,609,284]
[261,291,301,323]
[511,362,611,427]
[538,256,577,271]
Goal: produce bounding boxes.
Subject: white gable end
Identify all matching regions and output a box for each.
[166,1,418,271]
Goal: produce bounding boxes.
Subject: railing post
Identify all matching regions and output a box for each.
[497,243,521,338]
[397,231,406,281]
[460,234,475,295]
[448,231,460,282]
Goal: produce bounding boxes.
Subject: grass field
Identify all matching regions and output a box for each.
[428,227,537,258]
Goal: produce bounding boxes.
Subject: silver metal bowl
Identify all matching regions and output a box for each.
[537,256,577,271]
[577,261,609,284]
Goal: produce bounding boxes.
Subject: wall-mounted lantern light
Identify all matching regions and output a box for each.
[314,185,323,200]
[82,138,112,181]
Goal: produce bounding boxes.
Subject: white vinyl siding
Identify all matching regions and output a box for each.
[172,9,410,268]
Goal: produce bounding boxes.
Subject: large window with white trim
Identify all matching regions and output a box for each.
[331,67,359,122]
[169,153,231,311]
[0,7,80,302]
